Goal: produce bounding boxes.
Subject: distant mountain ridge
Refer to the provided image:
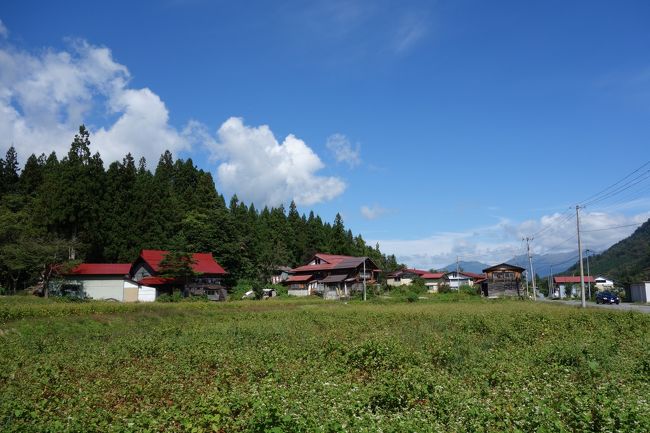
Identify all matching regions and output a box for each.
[507,251,584,278]
[442,261,491,274]
[565,218,650,284]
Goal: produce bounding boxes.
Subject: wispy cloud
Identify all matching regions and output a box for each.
[285,1,432,58]
[360,204,389,220]
[326,133,361,167]
[391,12,428,53]
[0,19,8,38]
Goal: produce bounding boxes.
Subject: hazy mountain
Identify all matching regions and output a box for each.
[507,251,584,278]
[442,261,491,274]
[565,218,650,284]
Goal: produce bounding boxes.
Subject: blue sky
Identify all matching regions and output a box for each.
[1,0,649,269]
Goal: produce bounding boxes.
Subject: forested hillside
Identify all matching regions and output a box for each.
[0,126,399,293]
[566,218,650,285]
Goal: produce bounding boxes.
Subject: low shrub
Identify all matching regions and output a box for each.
[156,292,183,303]
[405,292,419,303]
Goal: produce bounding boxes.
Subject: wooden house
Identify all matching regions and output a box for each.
[481,263,525,297]
[131,249,228,300]
[285,253,381,299]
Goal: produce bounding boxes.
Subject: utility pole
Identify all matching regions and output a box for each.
[549,265,554,298]
[585,249,592,301]
[576,205,586,308]
[456,256,460,291]
[363,258,367,301]
[524,237,537,300]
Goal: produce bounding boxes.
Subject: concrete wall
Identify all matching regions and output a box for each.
[288,289,310,297]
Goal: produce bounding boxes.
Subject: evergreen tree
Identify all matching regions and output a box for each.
[1,146,20,195]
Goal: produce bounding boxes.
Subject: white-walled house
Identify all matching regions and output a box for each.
[386,269,428,287]
[421,272,446,293]
[594,276,615,290]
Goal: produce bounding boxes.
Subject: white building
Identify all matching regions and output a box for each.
[61,263,155,302]
[594,276,615,291]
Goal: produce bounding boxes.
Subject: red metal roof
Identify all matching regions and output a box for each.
[554,276,596,284]
[315,253,353,264]
[66,263,131,276]
[388,268,430,277]
[462,272,487,279]
[291,253,380,273]
[286,274,313,282]
[139,276,177,286]
[292,263,337,272]
[421,272,445,279]
[138,250,227,275]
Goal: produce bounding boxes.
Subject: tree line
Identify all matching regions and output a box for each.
[0,126,400,294]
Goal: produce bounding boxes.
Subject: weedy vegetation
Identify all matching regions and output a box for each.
[1,296,649,432]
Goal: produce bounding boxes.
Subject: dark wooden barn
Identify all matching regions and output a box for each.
[481,263,526,297]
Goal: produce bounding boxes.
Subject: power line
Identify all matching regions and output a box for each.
[530,208,574,239]
[582,222,644,233]
[579,160,650,207]
[582,168,650,208]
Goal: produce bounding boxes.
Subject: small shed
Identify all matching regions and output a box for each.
[482,263,525,297]
[630,282,650,303]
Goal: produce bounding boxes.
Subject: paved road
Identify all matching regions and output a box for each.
[539,298,650,314]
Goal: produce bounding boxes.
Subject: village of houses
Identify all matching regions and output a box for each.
[55,249,650,303]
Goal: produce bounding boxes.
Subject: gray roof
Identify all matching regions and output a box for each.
[321,274,348,283]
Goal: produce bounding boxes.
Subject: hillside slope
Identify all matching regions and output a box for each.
[566,218,650,285]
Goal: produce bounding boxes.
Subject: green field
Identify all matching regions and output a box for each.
[1,297,649,432]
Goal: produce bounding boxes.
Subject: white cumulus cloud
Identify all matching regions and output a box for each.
[210,117,346,207]
[371,211,650,270]
[326,133,361,167]
[0,35,189,165]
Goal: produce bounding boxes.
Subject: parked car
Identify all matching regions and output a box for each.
[595,291,620,304]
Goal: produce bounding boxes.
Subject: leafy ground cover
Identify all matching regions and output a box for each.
[1,296,649,432]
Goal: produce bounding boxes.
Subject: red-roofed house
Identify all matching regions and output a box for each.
[553,275,596,299]
[130,250,228,300]
[386,268,428,286]
[56,250,228,302]
[386,269,484,293]
[285,253,381,299]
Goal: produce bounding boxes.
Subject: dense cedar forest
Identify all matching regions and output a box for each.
[0,126,400,293]
[566,218,650,285]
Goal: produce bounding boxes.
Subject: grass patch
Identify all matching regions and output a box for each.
[1,297,649,432]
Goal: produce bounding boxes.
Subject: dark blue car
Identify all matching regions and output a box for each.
[595,291,620,304]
